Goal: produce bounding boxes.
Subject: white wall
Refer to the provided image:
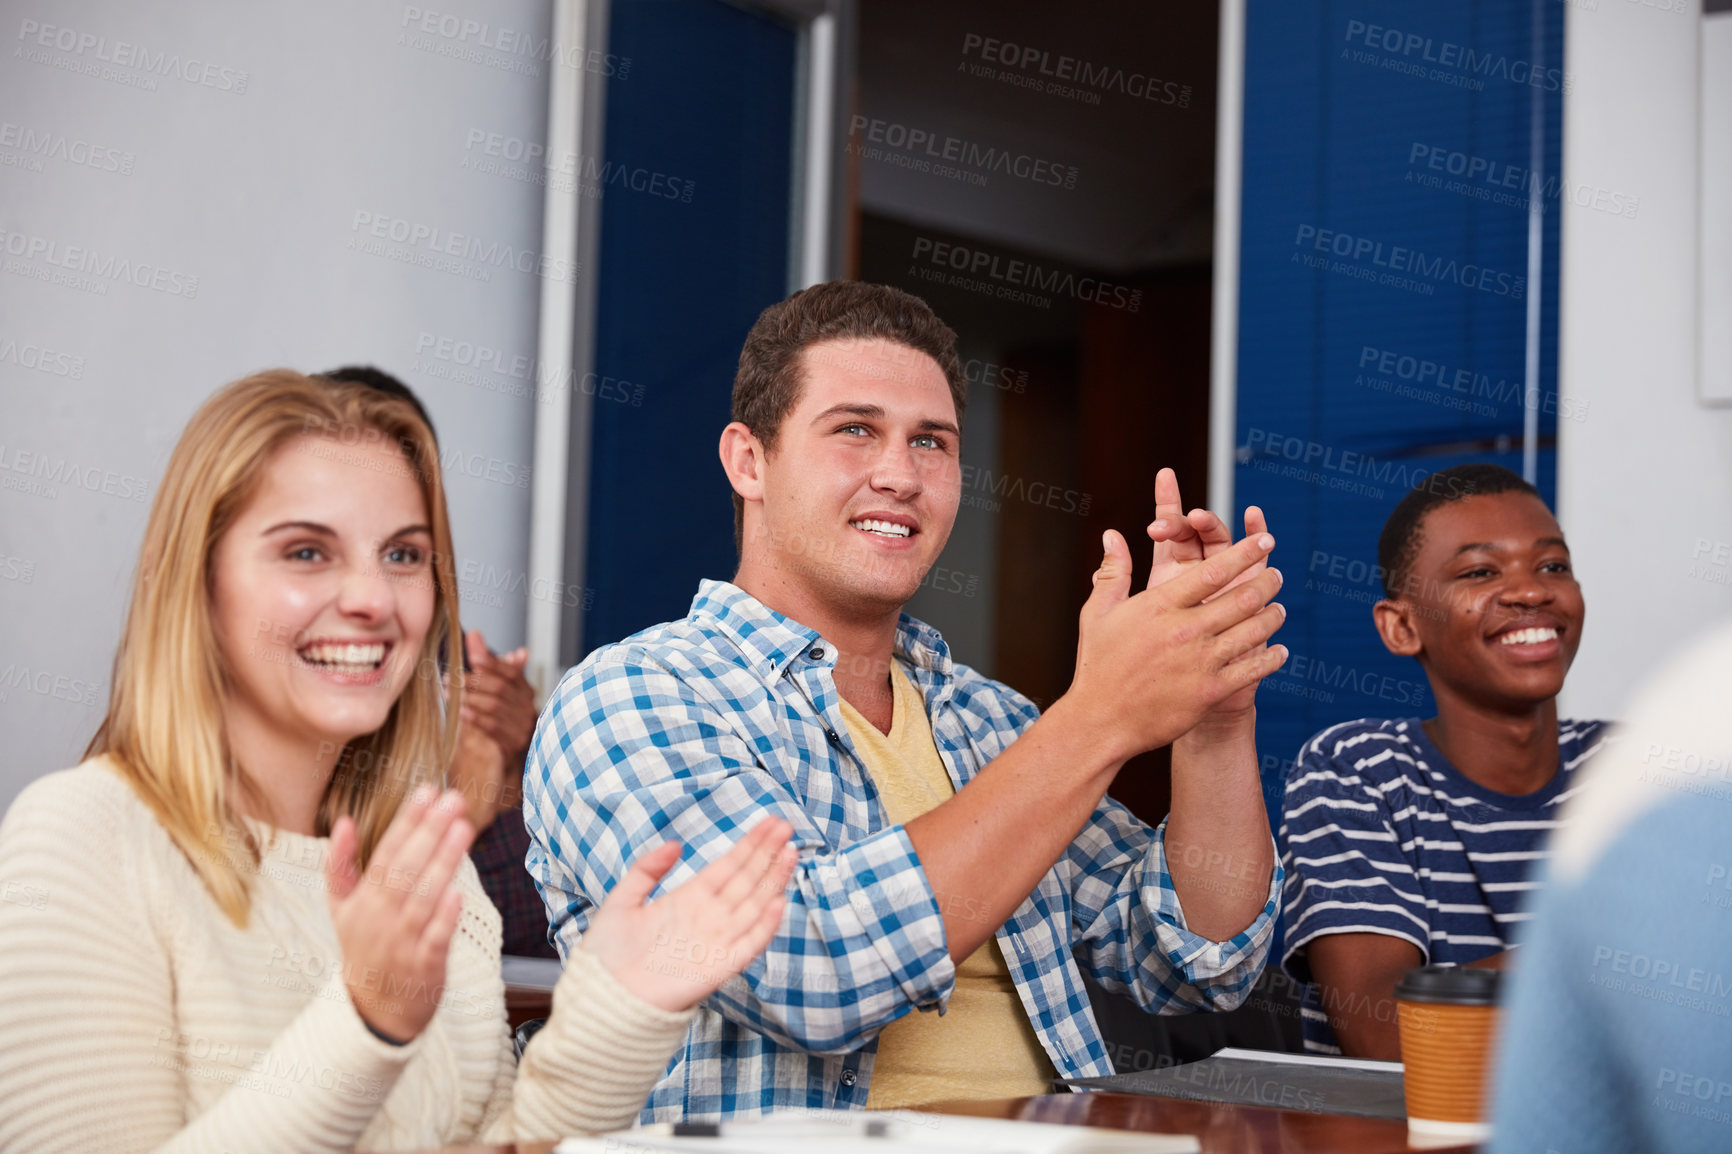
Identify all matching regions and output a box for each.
[1703,11,1732,401]
[0,0,553,810]
[1558,0,1732,719]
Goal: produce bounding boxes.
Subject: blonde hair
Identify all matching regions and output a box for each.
[86,369,462,926]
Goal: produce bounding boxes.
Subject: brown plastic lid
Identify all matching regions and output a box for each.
[1394,964,1501,1006]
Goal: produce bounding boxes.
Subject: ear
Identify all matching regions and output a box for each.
[718,422,766,503]
[1373,598,1423,658]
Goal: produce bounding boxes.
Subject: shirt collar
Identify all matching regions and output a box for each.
[690,579,954,681]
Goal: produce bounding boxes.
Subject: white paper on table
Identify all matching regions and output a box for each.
[556,1107,1200,1154]
[1210,1046,1404,1074]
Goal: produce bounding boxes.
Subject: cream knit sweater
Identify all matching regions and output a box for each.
[0,760,695,1152]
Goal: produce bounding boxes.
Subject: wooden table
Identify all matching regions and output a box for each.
[500,958,561,1033]
[503,986,552,1032]
[396,1091,1476,1153]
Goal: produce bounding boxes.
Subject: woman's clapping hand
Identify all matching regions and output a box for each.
[580,819,797,1013]
[325,785,475,1043]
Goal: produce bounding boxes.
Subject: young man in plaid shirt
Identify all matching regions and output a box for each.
[524,281,1291,1121]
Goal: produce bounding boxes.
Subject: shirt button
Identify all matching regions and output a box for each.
[809,646,825,660]
[840,1069,857,1087]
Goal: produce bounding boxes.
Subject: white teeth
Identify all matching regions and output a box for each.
[1498,627,1558,646]
[300,641,387,668]
[851,518,911,538]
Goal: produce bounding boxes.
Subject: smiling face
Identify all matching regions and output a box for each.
[209,433,436,764]
[1378,490,1584,710]
[734,337,962,618]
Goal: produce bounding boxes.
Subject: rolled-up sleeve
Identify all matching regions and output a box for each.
[524,653,955,1055]
[1066,798,1279,1013]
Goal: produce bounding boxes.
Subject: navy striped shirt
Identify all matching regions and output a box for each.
[1277,717,1610,1053]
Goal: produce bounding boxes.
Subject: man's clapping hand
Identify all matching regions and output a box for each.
[460,630,537,764]
[1144,467,1279,719]
[1067,491,1288,763]
[450,630,539,831]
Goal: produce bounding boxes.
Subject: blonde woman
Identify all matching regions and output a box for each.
[0,371,795,1152]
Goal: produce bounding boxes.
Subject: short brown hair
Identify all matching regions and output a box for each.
[730,281,967,549]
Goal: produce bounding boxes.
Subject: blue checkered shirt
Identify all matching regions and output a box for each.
[524,580,1279,1122]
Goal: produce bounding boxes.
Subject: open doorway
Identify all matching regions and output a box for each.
[850,0,1221,822]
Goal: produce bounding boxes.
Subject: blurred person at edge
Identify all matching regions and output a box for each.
[319,365,553,959]
[525,281,1291,1121]
[1490,618,1732,1152]
[0,370,794,1153]
[1277,464,1608,1058]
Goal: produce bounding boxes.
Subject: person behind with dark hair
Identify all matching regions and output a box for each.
[318,365,555,958]
[1277,463,1609,1058]
[319,364,437,430]
[526,280,1293,1120]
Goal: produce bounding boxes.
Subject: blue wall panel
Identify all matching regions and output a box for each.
[581,0,796,652]
[1239,1,1565,819]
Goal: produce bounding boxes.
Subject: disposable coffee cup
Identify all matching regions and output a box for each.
[1394,965,1501,1144]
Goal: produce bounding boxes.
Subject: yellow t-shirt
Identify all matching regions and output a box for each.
[838,663,1057,1110]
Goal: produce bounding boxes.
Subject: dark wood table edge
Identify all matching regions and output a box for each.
[390,1089,1479,1153]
